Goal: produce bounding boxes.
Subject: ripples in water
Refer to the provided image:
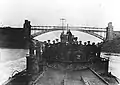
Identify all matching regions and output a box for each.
[0,48,27,85]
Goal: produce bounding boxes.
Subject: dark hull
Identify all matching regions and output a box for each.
[3,59,119,85]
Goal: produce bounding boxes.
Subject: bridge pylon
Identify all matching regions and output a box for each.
[23,20,31,41]
[106,22,113,41]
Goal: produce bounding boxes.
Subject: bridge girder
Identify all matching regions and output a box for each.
[31,27,106,40]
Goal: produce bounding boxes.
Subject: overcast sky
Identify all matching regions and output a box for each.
[0,0,120,30]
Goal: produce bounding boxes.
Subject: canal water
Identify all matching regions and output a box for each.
[0,48,28,85]
[0,49,120,85]
[101,52,120,79]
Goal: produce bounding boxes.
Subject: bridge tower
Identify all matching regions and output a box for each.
[106,22,113,41]
[23,20,31,41]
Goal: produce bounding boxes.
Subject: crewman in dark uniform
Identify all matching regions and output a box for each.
[87,41,91,46]
[50,40,56,61]
[47,40,51,47]
[73,37,78,50]
[82,42,87,61]
[52,40,55,45]
[79,41,82,46]
[91,42,97,57]
[84,42,87,46]
[78,41,84,51]
[66,29,73,43]
[55,39,59,43]
[86,41,92,60]
[55,39,61,60]
[96,42,102,58]
[46,40,52,62]
[60,31,65,42]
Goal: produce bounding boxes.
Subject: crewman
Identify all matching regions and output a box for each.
[45,40,52,62]
[86,41,92,60]
[91,42,97,57]
[87,41,91,46]
[55,39,59,43]
[83,42,87,46]
[66,29,72,36]
[60,31,65,42]
[66,29,73,43]
[55,39,60,46]
[80,42,87,61]
[78,41,84,51]
[96,42,102,58]
[48,40,51,44]
[79,41,82,46]
[55,39,61,60]
[42,41,48,61]
[42,41,47,51]
[73,37,78,49]
[52,40,55,45]
[74,37,78,44]
[50,40,56,61]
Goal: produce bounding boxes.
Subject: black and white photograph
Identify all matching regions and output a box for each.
[0,0,120,85]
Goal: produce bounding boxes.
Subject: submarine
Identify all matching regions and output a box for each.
[3,20,119,85]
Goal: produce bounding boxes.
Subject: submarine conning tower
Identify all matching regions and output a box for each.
[60,29,75,44]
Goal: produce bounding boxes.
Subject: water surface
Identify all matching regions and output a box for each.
[101,52,120,79]
[0,48,27,85]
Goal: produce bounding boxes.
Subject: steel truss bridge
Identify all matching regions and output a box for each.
[31,25,107,40]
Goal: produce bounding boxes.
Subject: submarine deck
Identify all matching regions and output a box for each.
[33,64,109,85]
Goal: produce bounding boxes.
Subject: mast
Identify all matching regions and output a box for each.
[60,18,66,31]
[67,24,69,31]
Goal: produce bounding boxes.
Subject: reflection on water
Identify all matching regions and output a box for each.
[0,49,120,85]
[0,48,28,85]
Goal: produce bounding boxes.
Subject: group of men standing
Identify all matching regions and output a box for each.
[41,29,103,62]
[42,38,102,62]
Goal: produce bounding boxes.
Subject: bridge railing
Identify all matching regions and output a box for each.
[31,25,106,30]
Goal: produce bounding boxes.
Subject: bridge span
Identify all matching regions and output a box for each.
[31,26,106,40]
[23,20,120,42]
